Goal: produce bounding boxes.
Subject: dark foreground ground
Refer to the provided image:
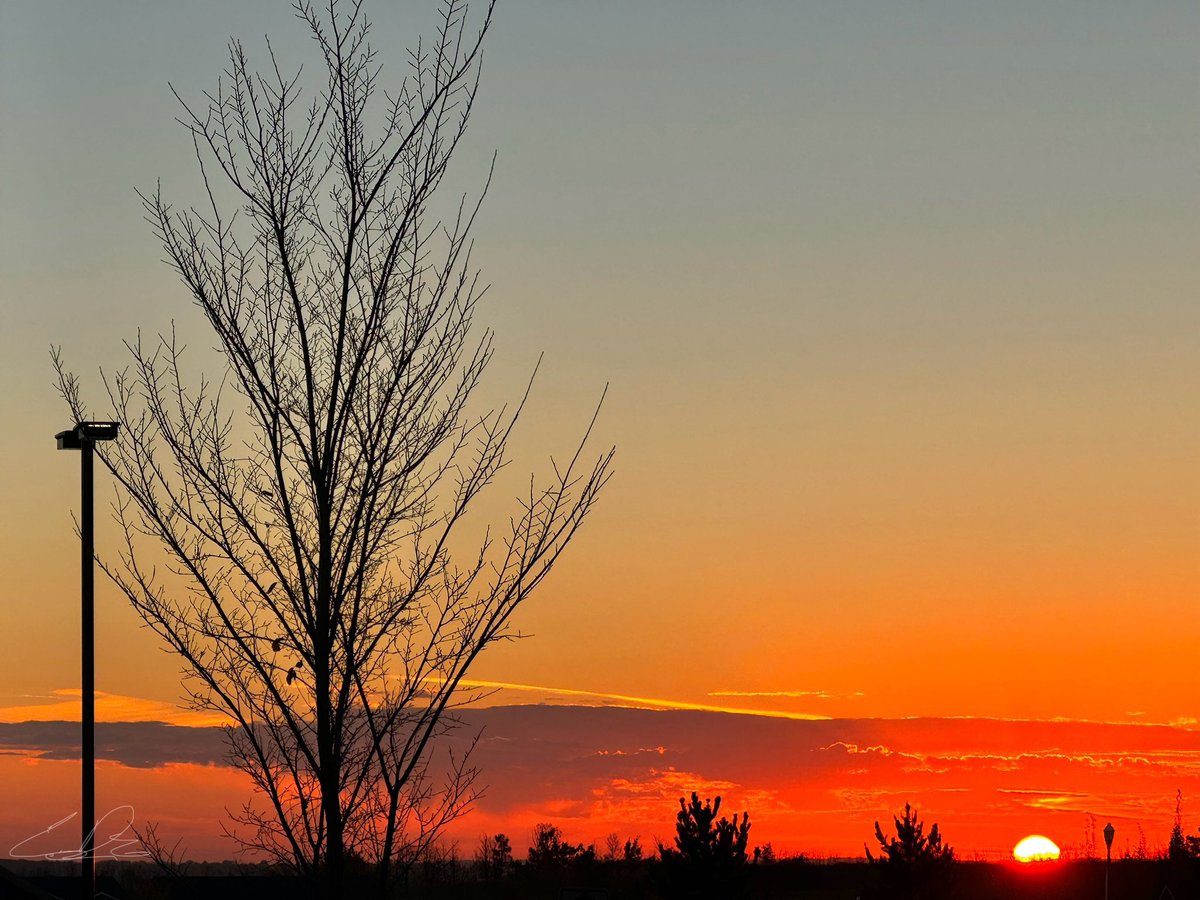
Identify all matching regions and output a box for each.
[5,858,1200,900]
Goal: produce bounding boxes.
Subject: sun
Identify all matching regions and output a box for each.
[1013,835,1060,862]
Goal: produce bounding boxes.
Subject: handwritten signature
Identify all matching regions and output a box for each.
[10,805,150,861]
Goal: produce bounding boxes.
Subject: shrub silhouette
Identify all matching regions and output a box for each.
[752,842,776,864]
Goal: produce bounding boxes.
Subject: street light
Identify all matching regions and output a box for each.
[1103,822,1115,900]
[55,421,119,900]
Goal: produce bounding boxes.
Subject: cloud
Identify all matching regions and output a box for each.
[7,698,1200,857]
[435,679,832,720]
[995,789,1093,812]
[0,721,229,768]
[820,741,904,758]
[708,690,866,701]
[587,768,754,824]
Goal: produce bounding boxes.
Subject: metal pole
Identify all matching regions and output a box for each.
[81,437,95,900]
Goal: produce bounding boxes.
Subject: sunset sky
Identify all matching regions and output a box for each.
[1,0,1198,862]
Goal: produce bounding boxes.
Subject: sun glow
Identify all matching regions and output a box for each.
[1013,835,1060,862]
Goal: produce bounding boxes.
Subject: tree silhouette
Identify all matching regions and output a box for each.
[657,793,751,897]
[623,836,644,862]
[866,803,954,899]
[1170,790,1191,863]
[867,803,953,866]
[1186,831,1200,860]
[54,1,612,897]
[527,823,593,868]
[664,792,751,866]
[476,832,512,880]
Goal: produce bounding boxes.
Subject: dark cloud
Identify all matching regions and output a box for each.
[6,707,1200,822]
[0,721,230,768]
[7,706,1200,854]
[446,707,1200,835]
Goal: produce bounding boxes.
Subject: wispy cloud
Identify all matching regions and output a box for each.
[449,678,831,720]
[707,690,866,701]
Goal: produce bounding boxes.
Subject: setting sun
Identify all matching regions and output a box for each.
[1013,835,1061,863]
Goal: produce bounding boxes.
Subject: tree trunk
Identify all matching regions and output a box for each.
[317,496,344,900]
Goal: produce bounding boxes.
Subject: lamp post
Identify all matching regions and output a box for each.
[1103,822,1115,900]
[55,421,119,900]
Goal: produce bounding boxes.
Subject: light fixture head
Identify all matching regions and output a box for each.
[55,421,120,450]
[55,429,82,451]
[77,421,120,441]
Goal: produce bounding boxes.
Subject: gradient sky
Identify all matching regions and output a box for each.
[1,0,1198,859]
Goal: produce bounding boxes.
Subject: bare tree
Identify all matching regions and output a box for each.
[131,820,192,879]
[603,830,622,862]
[54,1,612,897]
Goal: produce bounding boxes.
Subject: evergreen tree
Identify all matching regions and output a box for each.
[867,803,954,899]
[656,793,752,898]
[1170,790,1189,863]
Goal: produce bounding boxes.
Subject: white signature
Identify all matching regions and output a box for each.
[9,806,150,861]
